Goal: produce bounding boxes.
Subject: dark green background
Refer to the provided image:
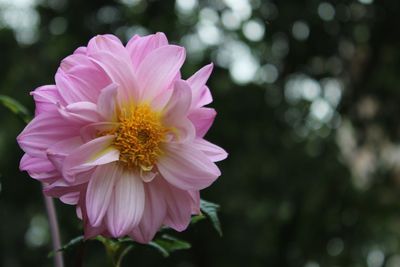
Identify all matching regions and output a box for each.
[1,0,400,266]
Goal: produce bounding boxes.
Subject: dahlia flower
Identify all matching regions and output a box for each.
[17,33,227,243]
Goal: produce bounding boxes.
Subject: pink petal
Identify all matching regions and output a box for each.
[73,46,87,55]
[46,137,83,172]
[86,163,119,227]
[55,64,109,104]
[87,34,124,53]
[140,171,156,183]
[106,170,145,237]
[157,142,221,190]
[136,45,185,102]
[20,153,54,173]
[162,180,192,232]
[58,102,101,124]
[60,192,80,205]
[60,191,80,205]
[60,52,90,73]
[192,138,228,162]
[87,35,139,103]
[67,65,110,100]
[78,189,109,239]
[97,83,119,121]
[62,135,119,183]
[30,85,63,115]
[43,179,85,199]
[17,112,80,158]
[187,63,213,108]
[20,154,59,182]
[79,122,118,143]
[126,32,168,71]
[188,190,201,214]
[130,177,167,244]
[162,80,192,120]
[188,107,216,138]
[162,80,195,142]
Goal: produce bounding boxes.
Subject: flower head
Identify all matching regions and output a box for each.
[17,33,227,243]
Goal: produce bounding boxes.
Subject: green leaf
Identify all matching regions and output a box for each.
[48,235,84,258]
[149,234,191,257]
[190,214,206,224]
[200,199,223,236]
[0,95,31,123]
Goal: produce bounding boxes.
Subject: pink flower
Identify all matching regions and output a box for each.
[17,33,227,243]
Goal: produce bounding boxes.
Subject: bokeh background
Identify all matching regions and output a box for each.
[1,0,400,266]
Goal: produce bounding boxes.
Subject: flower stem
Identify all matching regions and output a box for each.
[43,188,64,267]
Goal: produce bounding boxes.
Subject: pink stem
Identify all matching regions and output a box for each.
[43,189,64,267]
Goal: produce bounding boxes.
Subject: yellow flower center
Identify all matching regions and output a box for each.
[105,104,168,171]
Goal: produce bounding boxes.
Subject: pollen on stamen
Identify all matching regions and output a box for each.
[101,104,169,171]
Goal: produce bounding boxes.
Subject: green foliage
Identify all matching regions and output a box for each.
[47,235,84,258]
[0,95,31,123]
[149,235,191,258]
[200,199,222,236]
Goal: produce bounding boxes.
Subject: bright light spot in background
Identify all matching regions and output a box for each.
[175,0,198,15]
[221,9,241,30]
[25,214,49,248]
[230,55,258,85]
[215,38,260,85]
[119,0,142,7]
[181,33,205,63]
[318,2,335,21]
[49,17,67,35]
[0,0,40,44]
[292,20,310,41]
[367,249,385,267]
[326,237,344,256]
[197,22,222,46]
[358,0,374,4]
[256,64,279,84]
[223,0,252,22]
[310,98,333,123]
[302,79,321,101]
[242,19,265,42]
[199,7,219,24]
[284,74,321,103]
[321,78,342,107]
